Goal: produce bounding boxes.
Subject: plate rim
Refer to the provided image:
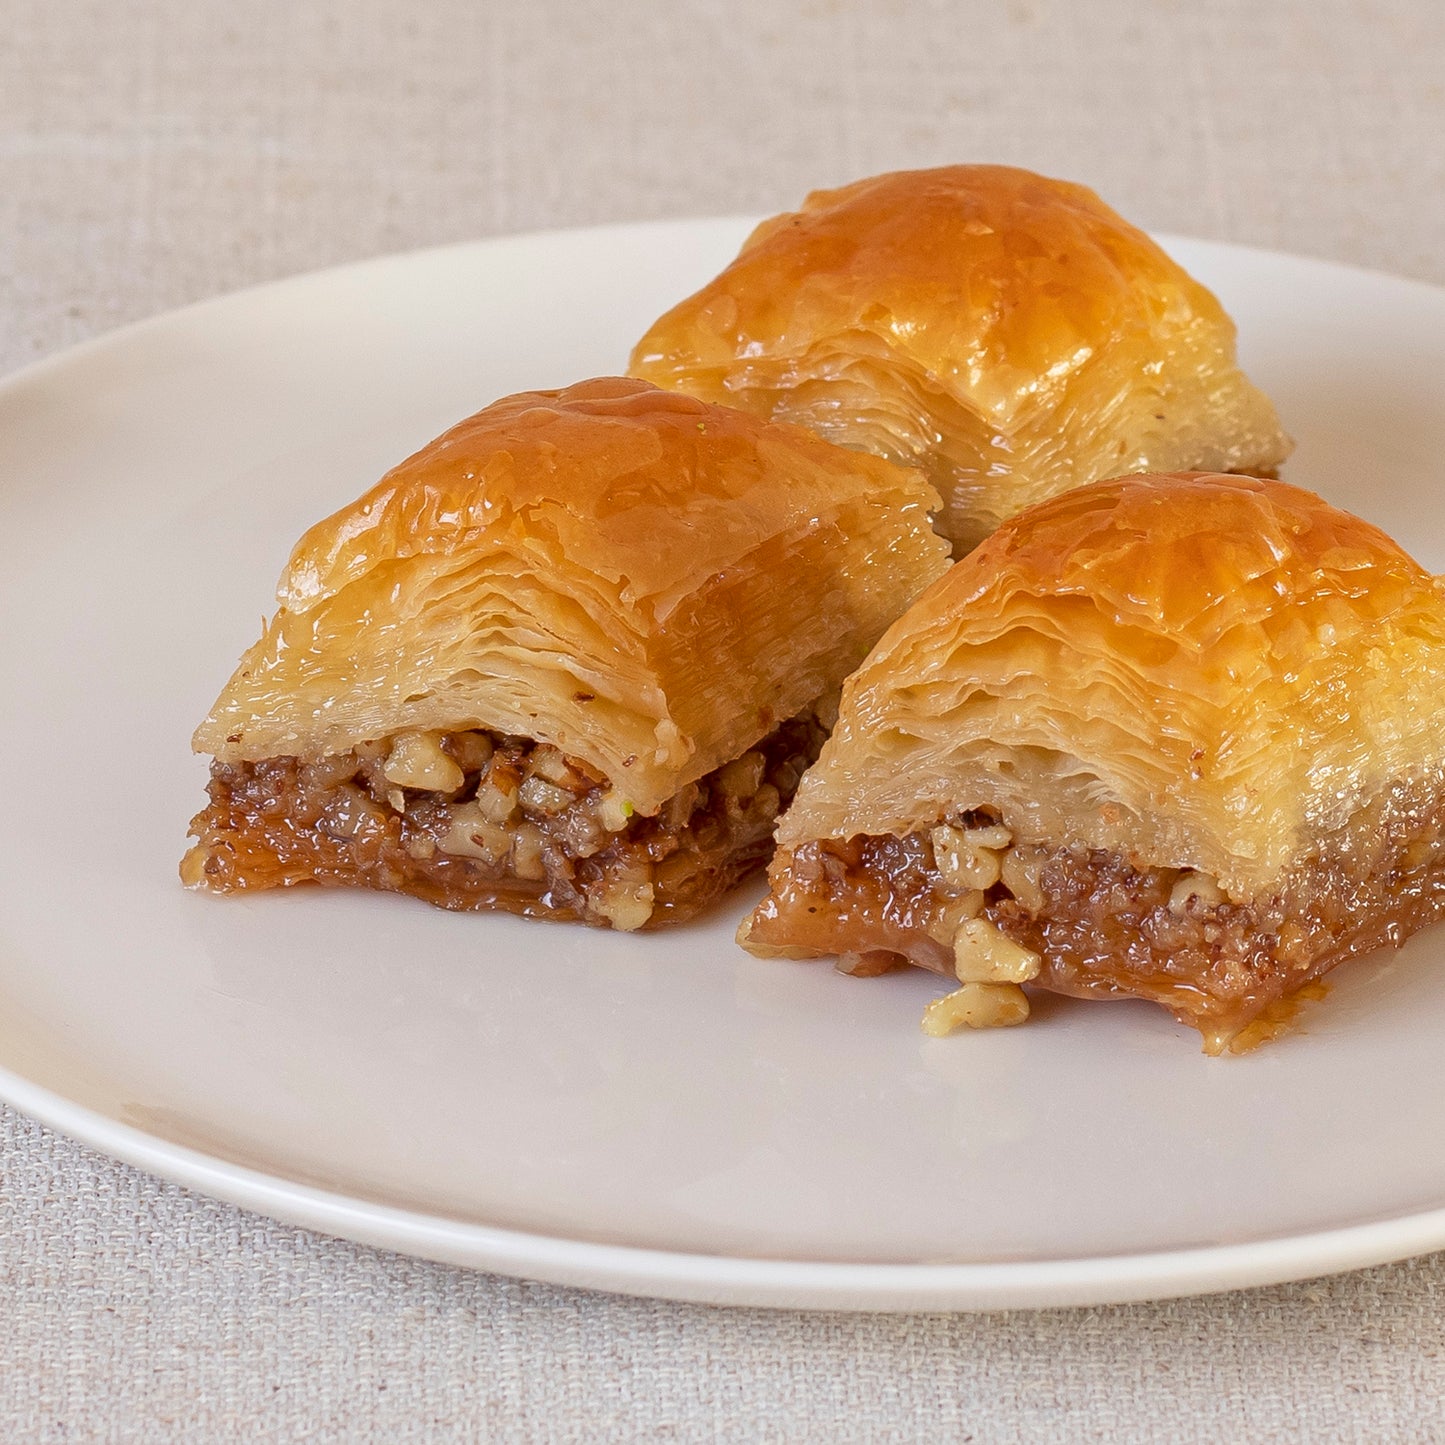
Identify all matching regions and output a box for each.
[9,1054,1445,1311]
[6,217,1445,1312]
[6,214,1445,399]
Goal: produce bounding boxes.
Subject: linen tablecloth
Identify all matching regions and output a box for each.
[4,2,1445,1437]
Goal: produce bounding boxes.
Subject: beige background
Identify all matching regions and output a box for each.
[4,0,1445,1438]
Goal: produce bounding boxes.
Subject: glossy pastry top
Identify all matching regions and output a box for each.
[635,166,1203,422]
[195,378,950,813]
[630,166,1292,553]
[776,473,1445,896]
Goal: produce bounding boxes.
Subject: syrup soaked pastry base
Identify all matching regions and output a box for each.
[744,783,1445,1053]
[189,713,825,931]
[742,472,1445,1051]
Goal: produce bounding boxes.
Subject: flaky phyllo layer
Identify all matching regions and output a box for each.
[630,165,1291,554]
[187,377,952,927]
[742,473,1445,1050]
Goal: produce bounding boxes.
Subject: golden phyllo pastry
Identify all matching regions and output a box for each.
[741,473,1445,1051]
[630,165,1291,555]
[186,377,950,929]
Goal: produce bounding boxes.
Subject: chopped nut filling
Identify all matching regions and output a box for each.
[921,982,1031,1036]
[951,917,1041,984]
[747,786,1445,1051]
[186,712,827,930]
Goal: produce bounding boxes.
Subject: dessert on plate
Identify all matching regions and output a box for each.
[630,165,1292,555]
[185,377,950,929]
[740,472,1445,1052]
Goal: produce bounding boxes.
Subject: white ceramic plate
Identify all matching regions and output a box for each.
[4,220,1445,1312]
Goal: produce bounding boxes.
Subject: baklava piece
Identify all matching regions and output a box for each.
[741,473,1445,1051]
[630,165,1291,555]
[185,378,950,928]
